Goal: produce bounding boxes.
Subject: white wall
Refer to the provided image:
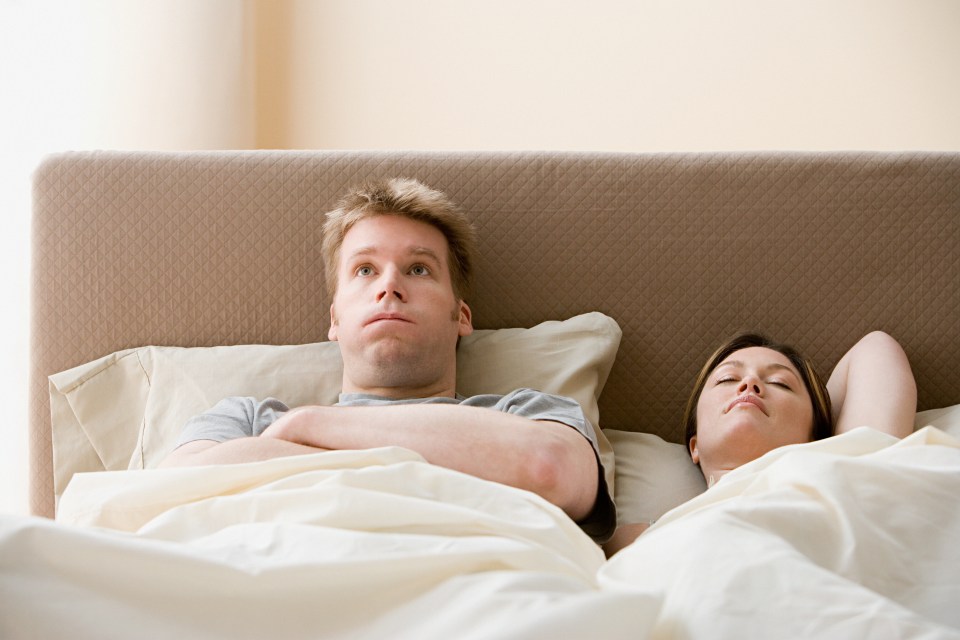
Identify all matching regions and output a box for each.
[265,0,960,151]
[0,0,256,515]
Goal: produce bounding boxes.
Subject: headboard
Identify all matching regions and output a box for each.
[30,150,960,517]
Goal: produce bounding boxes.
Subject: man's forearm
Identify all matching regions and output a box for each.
[262,403,599,520]
[158,436,327,468]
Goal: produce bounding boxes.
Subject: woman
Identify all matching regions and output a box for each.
[604,330,916,556]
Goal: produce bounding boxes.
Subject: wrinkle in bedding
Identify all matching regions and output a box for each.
[2,429,959,638]
[599,427,960,639]
[1,447,653,639]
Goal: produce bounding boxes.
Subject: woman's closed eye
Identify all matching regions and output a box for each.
[715,375,791,390]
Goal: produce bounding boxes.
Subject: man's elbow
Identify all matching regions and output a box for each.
[525,436,598,522]
[157,440,219,468]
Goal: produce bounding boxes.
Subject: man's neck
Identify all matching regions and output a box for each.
[340,380,457,401]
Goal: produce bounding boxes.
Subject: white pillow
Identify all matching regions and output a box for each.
[606,402,960,527]
[49,312,621,504]
[604,429,707,526]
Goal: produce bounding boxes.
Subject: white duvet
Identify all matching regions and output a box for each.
[601,426,960,639]
[2,428,959,639]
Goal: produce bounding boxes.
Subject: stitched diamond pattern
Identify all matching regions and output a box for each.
[30,150,960,516]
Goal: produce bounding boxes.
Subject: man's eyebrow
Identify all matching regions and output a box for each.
[345,246,443,263]
[408,247,443,263]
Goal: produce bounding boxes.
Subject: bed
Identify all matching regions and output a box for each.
[6,150,960,638]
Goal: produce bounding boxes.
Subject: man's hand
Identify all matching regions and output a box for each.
[158,435,327,468]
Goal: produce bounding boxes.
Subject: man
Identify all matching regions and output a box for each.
[160,178,615,542]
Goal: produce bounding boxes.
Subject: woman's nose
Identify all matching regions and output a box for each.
[738,379,761,395]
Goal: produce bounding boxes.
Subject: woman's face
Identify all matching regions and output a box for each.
[690,346,814,484]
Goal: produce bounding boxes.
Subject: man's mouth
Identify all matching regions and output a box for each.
[365,312,412,326]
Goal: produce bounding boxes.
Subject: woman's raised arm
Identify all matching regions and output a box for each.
[827,331,916,437]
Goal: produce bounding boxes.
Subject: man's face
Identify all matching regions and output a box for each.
[329,214,473,398]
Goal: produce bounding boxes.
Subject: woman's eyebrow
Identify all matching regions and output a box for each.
[715,361,742,371]
[715,361,801,379]
[763,363,802,379]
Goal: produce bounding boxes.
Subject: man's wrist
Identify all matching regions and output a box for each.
[267,406,328,445]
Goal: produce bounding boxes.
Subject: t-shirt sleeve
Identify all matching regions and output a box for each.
[475,388,617,544]
[174,397,290,448]
[487,388,596,442]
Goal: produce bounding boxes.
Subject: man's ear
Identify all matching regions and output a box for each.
[688,436,700,465]
[457,300,473,337]
[328,303,339,341]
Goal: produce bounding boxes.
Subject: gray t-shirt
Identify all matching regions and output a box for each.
[176,388,615,542]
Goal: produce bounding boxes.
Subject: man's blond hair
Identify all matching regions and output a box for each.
[321,178,477,301]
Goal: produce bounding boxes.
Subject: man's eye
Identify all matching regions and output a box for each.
[410,264,430,276]
[356,266,374,277]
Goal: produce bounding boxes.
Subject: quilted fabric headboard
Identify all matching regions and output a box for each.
[30,150,960,517]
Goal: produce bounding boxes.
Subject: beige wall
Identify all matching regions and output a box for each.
[22,0,257,152]
[2,0,258,515]
[255,0,960,151]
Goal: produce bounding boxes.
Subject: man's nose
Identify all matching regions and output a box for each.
[375,268,406,302]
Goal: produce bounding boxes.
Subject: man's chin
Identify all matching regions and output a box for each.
[364,338,415,363]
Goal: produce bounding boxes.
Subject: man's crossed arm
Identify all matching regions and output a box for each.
[159,403,599,522]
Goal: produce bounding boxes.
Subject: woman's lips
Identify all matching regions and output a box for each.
[726,394,767,415]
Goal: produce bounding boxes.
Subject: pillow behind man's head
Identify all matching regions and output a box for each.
[49,312,622,506]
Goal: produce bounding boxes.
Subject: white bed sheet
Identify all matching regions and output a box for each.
[600,426,960,639]
[2,428,959,639]
[0,447,655,639]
